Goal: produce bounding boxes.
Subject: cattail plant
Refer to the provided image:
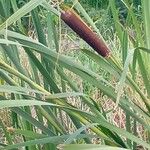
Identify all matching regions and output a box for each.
[1,1,150,150]
[61,6,110,57]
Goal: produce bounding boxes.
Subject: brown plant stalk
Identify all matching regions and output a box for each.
[61,8,110,57]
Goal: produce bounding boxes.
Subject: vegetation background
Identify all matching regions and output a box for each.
[0,0,150,149]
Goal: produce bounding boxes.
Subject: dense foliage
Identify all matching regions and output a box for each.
[0,0,150,150]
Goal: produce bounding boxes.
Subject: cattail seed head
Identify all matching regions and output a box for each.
[61,8,110,57]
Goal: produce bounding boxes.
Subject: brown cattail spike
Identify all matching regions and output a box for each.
[61,8,110,57]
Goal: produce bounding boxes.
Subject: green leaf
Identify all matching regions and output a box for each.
[115,49,134,107]
[0,100,57,109]
[63,144,130,150]
[0,85,45,94]
[3,134,93,150]
[0,0,45,31]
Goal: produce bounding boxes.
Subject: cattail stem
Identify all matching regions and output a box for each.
[61,8,110,57]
